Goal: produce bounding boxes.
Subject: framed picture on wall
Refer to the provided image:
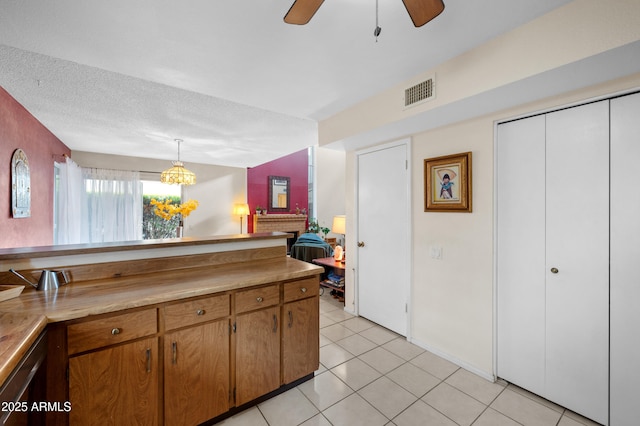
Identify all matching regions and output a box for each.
[424,151,472,212]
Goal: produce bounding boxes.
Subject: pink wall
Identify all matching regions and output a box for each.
[247,149,308,232]
[0,86,71,248]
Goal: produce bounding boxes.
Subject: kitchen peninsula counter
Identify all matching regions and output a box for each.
[0,233,323,401]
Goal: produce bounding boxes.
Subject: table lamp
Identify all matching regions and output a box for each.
[233,203,250,233]
[332,215,346,262]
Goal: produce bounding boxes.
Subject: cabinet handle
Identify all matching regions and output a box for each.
[273,314,278,333]
[550,267,559,274]
[172,342,177,364]
[300,287,307,293]
[146,348,152,373]
[288,310,293,328]
[256,297,263,303]
[111,328,121,335]
[196,309,205,316]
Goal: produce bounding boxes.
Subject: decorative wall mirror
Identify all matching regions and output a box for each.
[268,176,290,212]
[11,148,31,218]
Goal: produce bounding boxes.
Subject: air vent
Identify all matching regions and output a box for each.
[404,77,435,108]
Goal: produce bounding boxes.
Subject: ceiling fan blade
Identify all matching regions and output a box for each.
[402,0,445,27]
[284,0,325,25]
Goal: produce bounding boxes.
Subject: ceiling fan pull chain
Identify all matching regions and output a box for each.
[374,0,382,41]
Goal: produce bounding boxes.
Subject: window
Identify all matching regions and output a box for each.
[142,179,182,239]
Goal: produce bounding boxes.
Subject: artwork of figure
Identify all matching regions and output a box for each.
[424,152,471,212]
[436,168,458,201]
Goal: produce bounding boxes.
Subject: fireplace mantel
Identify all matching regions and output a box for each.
[253,214,307,235]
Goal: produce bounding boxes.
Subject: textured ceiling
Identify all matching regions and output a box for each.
[0,0,573,168]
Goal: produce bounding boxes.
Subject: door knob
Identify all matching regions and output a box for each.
[550,267,559,274]
[358,241,365,247]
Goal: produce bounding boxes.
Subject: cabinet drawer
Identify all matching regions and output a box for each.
[164,294,230,330]
[67,308,157,355]
[235,285,279,314]
[284,277,319,303]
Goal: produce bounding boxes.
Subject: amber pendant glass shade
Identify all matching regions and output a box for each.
[161,161,196,185]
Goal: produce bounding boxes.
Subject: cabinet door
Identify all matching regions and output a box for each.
[164,320,230,426]
[235,307,280,406]
[282,296,319,384]
[69,337,158,426]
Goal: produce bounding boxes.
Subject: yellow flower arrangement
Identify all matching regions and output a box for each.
[150,198,199,221]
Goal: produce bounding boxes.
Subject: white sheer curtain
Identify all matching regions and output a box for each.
[81,168,143,243]
[55,157,84,244]
[55,159,143,244]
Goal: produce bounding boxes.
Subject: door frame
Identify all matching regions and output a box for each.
[354,138,413,339]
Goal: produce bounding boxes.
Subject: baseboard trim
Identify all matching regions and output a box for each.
[408,337,495,383]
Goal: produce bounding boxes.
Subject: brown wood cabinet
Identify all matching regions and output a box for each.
[282,277,320,384]
[234,284,282,406]
[163,294,231,426]
[68,337,159,426]
[282,296,319,384]
[67,309,159,425]
[164,321,230,425]
[61,277,318,425]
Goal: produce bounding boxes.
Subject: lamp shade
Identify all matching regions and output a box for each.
[160,162,196,185]
[332,215,346,234]
[233,203,250,216]
[161,139,196,185]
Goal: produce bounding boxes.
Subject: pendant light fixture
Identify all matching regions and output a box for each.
[160,139,196,185]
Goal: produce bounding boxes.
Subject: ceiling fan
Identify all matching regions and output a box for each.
[284,0,445,27]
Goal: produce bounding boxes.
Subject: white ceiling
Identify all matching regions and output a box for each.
[0,0,574,168]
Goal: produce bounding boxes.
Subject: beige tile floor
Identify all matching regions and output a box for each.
[218,293,602,426]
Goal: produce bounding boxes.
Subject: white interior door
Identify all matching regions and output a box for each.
[544,101,609,425]
[496,115,547,397]
[357,142,409,335]
[610,92,640,425]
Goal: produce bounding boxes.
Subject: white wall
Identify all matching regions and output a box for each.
[315,146,347,241]
[71,151,247,238]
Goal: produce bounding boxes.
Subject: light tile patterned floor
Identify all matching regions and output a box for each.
[217,294,602,426]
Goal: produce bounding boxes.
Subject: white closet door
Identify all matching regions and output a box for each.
[610,92,640,425]
[545,100,609,425]
[496,115,546,397]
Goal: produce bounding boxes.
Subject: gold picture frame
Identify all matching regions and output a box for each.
[424,152,472,212]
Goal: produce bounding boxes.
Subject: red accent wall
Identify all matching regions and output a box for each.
[0,86,71,248]
[247,149,308,233]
